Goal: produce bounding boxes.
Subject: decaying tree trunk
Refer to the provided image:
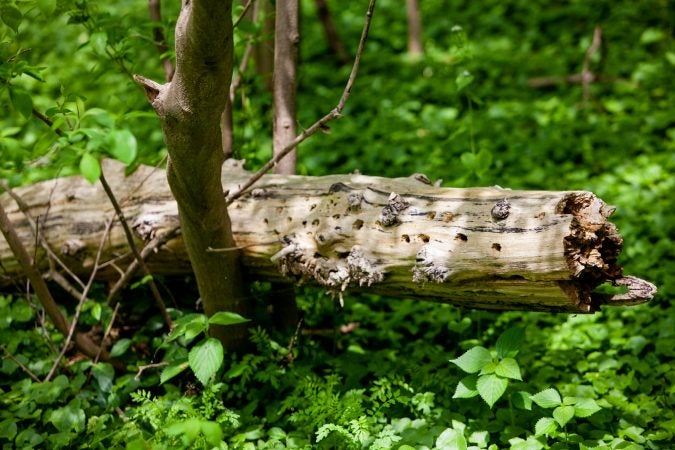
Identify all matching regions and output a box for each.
[0,160,655,313]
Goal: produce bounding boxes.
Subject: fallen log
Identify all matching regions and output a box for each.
[0,159,655,312]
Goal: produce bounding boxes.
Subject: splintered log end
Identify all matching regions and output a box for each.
[558,192,655,310]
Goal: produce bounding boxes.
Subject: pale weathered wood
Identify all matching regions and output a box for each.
[0,160,655,312]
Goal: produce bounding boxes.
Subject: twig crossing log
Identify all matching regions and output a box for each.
[0,160,656,313]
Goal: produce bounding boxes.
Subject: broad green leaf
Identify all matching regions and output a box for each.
[479,360,498,375]
[495,358,522,380]
[208,311,251,326]
[534,417,558,437]
[530,388,562,408]
[573,397,602,417]
[511,391,533,410]
[79,153,101,184]
[450,346,493,373]
[553,405,575,427]
[89,31,108,55]
[166,418,201,443]
[456,70,474,92]
[476,373,508,408]
[189,338,224,386]
[92,362,114,393]
[36,0,57,16]
[200,420,223,446]
[108,129,137,164]
[508,436,545,450]
[496,327,525,358]
[0,419,17,440]
[0,3,22,33]
[168,314,208,342]
[9,88,33,118]
[453,374,479,399]
[436,427,467,450]
[110,338,132,357]
[460,152,477,170]
[160,360,189,384]
[640,28,665,45]
[475,149,493,175]
[48,399,86,433]
[91,302,101,321]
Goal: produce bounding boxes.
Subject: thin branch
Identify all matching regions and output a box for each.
[226,0,377,203]
[0,190,112,369]
[234,0,255,29]
[0,180,86,290]
[581,26,603,104]
[31,108,64,136]
[148,0,175,81]
[1,346,41,382]
[45,217,114,381]
[106,225,181,305]
[98,170,173,330]
[135,361,168,380]
[94,302,120,365]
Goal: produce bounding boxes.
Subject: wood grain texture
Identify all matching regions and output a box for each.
[0,160,655,312]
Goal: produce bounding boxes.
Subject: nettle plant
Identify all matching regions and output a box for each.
[450,327,603,444]
[450,327,526,408]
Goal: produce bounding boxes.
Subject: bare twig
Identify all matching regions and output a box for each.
[226,0,377,203]
[45,217,115,381]
[98,170,173,330]
[234,0,255,29]
[0,180,86,290]
[581,26,603,104]
[148,0,175,81]
[135,361,169,380]
[281,317,303,365]
[0,191,113,370]
[1,346,41,382]
[31,108,64,136]
[94,302,120,365]
[107,225,181,305]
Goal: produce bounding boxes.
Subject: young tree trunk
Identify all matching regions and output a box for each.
[0,160,656,313]
[271,0,301,326]
[253,0,275,91]
[406,0,423,56]
[133,0,250,349]
[314,0,349,65]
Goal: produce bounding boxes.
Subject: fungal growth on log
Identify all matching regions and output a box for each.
[0,160,656,313]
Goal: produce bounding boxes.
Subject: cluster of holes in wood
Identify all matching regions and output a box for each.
[266,202,505,253]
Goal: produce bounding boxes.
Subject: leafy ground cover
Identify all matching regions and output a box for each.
[1,0,673,448]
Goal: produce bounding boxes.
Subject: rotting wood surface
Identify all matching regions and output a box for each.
[0,160,656,312]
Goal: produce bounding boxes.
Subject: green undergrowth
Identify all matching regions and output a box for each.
[1,0,674,448]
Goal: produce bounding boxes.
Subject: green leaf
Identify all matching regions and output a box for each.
[460,152,477,171]
[456,70,474,92]
[91,362,114,393]
[200,420,223,446]
[534,417,558,437]
[208,311,251,326]
[48,399,86,433]
[0,419,17,440]
[110,338,132,357]
[553,405,575,427]
[450,346,493,373]
[495,357,522,380]
[453,374,479,399]
[166,419,201,443]
[0,3,22,33]
[79,153,101,184]
[91,302,102,321]
[511,391,533,410]
[530,388,562,408]
[108,129,137,164]
[168,314,209,342]
[573,397,602,418]
[160,359,189,384]
[188,338,224,386]
[436,428,467,450]
[496,327,525,358]
[9,88,33,118]
[476,373,508,408]
[89,31,108,55]
[36,0,57,16]
[640,28,665,45]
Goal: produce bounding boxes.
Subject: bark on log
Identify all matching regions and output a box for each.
[0,160,655,313]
